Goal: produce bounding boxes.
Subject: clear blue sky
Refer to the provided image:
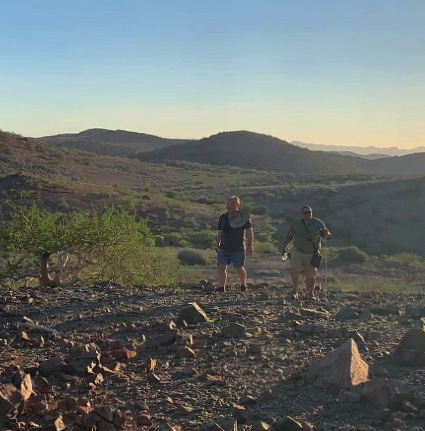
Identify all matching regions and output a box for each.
[0,0,424,147]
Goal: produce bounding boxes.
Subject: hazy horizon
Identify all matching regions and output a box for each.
[1,1,424,149]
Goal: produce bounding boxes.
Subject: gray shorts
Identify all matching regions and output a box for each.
[217,249,245,268]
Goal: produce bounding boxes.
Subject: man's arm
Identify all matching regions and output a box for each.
[282,226,295,254]
[245,227,254,256]
[217,230,222,251]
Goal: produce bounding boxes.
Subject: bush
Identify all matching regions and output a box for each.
[177,249,208,266]
[187,230,216,248]
[255,242,278,254]
[338,246,369,263]
[0,202,167,286]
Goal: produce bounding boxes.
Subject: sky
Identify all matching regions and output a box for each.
[0,0,424,148]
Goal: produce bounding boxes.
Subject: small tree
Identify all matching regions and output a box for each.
[0,203,156,287]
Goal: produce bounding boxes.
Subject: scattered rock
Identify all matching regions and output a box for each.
[38,356,66,375]
[110,349,137,360]
[308,338,369,389]
[358,379,415,410]
[215,417,238,431]
[273,415,303,431]
[175,346,196,358]
[251,421,270,431]
[391,328,425,366]
[294,324,315,334]
[300,308,330,319]
[232,404,249,423]
[335,307,359,322]
[40,415,66,431]
[176,302,208,325]
[0,383,23,419]
[222,323,246,338]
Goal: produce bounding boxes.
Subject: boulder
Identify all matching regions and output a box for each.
[358,379,415,410]
[308,339,369,389]
[392,328,425,366]
[176,302,208,325]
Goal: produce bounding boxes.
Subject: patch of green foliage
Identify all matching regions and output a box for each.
[0,202,185,286]
[338,246,369,263]
[177,249,208,266]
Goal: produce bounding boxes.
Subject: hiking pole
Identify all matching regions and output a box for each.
[324,237,328,301]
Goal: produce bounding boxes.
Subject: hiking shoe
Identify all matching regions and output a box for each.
[240,285,248,292]
[216,286,226,293]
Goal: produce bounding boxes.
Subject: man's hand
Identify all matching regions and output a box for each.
[246,244,254,256]
[321,228,332,239]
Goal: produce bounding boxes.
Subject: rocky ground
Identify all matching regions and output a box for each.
[1,281,425,431]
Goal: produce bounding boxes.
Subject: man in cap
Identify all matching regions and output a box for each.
[216,196,254,292]
[281,205,332,299]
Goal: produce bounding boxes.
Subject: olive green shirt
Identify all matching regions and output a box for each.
[286,217,327,254]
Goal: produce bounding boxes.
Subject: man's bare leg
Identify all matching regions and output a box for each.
[217,264,228,291]
[236,266,247,289]
[306,276,315,298]
[290,269,300,294]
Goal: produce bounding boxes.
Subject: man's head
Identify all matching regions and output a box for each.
[300,205,313,221]
[226,196,241,215]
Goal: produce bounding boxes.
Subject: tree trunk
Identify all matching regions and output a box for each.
[39,252,54,287]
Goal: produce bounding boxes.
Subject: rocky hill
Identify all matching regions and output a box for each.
[38,128,192,157]
[141,131,373,176]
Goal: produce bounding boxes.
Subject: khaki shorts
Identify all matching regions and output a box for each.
[289,247,317,278]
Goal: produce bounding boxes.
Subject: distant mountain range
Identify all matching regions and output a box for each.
[37,129,425,177]
[291,140,425,157]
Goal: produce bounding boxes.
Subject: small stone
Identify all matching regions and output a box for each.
[38,356,66,375]
[215,417,238,431]
[176,346,196,358]
[136,413,153,427]
[232,404,249,423]
[110,349,136,360]
[40,415,66,431]
[221,323,246,338]
[176,302,208,325]
[335,307,359,322]
[274,415,303,431]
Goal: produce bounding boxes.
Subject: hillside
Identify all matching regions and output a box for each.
[38,128,192,157]
[141,131,375,175]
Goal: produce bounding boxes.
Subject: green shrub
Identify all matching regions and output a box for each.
[177,249,208,266]
[162,232,190,247]
[338,246,369,263]
[0,202,167,287]
[255,242,278,254]
[187,230,216,248]
[388,253,425,269]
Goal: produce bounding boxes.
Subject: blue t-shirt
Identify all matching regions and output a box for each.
[218,213,252,252]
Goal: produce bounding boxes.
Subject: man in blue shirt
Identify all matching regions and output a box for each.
[216,196,254,292]
[282,205,332,299]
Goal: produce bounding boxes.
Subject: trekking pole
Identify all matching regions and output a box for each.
[324,237,328,301]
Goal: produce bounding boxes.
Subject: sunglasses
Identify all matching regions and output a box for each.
[302,211,312,214]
